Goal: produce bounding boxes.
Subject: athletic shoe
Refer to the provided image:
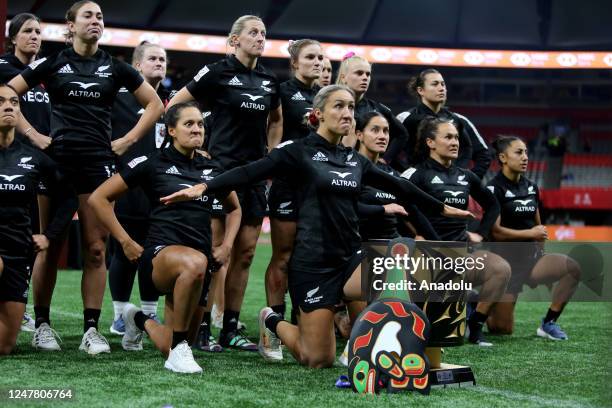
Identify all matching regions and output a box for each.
[537,319,568,340]
[21,313,36,332]
[193,324,223,353]
[219,328,258,351]
[31,323,61,351]
[164,341,203,374]
[338,343,349,367]
[79,327,111,355]
[258,307,282,361]
[467,328,493,347]
[122,303,144,351]
[109,315,126,336]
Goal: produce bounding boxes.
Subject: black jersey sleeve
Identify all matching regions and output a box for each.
[20,56,55,88]
[454,113,491,178]
[357,202,385,217]
[119,155,154,188]
[185,63,220,104]
[361,157,444,213]
[38,154,78,241]
[377,103,408,164]
[271,80,281,110]
[467,170,499,238]
[113,58,144,92]
[403,203,440,240]
[206,140,299,192]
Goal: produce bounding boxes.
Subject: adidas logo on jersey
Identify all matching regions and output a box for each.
[430,176,444,184]
[127,156,147,168]
[505,190,516,198]
[165,166,181,175]
[228,76,243,86]
[291,92,306,101]
[312,151,328,162]
[58,64,74,74]
[29,57,47,70]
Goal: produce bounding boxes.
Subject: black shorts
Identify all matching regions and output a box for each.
[506,247,545,294]
[268,179,298,221]
[138,245,167,298]
[0,256,31,304]
[289,250,364,313]
[44,154,116,195]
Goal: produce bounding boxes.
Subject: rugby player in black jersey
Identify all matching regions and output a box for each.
[265,39,323,327]
[0,84,74,355]
[336,54,407,165]
[0,13,51,332]
[316,56,333,87]
[9,1,164,354]
[108,42,171,336]
[396,69,490,176]
[161,85,472,368]
[400,117,511,346]
[167,15,282,351]
[486,136,580,340]
[89,102,240,373]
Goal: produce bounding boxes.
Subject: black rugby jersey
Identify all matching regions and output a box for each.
[0,139,74,258]
[111,86,172,221]
[20,48,144,159]
[206,132,443,274]
[358,161,440,241]
[487,172,540,234]
[279,77,318,142]
[185,55,280,169]
[397,102,490,177]
[401,158,499,241]
[0,53,51,140]
[358,161,401,240]
[355,97,408,165]
[119,145,227,253]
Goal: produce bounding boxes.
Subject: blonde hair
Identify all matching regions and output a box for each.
[287,39,321,72]
[335,55,370,85]
[227,15,264,52]
[132,41,165,66]
[309,85,355,129]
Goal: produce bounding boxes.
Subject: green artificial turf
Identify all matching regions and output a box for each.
[1,243,611,407]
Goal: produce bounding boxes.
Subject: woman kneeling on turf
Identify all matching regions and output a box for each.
[89,102,241,373]
[161,85,471,368]
[486,135,581,340]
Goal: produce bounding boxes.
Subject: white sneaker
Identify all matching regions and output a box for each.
[122,303,143,351]
[21,313,36,332]
[164,341,203,374]
[258,307,283,362]
[32,323,61,351]
[338,343,349,367]
[79,327,111,355]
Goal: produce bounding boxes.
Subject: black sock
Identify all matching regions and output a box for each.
[223,309,240,333]
[544,308,562,323]
[201,312,211,327]
[271,304,286,320]
[172,331,188,348]
[34,306,50,328]
[134,311,151,332]
[265,313,284,335]
[83,308,101,332]
[468,311,488,333]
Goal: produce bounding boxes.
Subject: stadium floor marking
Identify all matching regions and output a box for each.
[471,386,601,408]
